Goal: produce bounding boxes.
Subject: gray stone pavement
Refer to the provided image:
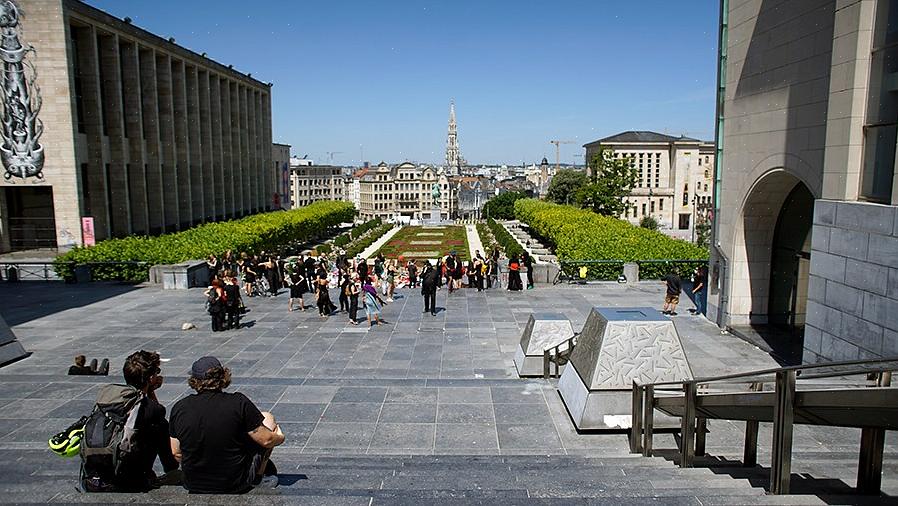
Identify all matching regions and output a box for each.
[0,280,895,499]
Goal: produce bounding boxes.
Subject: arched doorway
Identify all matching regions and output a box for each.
[731,169,815,364]
[768,184,814,327]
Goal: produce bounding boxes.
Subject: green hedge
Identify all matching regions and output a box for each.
[345,222,393,258]
[56,201,355,281]
[487,218,523,258]
[351,218,382,240]
[476,223,498,253]
[514,199,707,279]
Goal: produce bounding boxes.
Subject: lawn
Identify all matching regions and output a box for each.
[375,225,470,261]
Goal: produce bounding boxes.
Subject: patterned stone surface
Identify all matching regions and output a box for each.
[519,313,575,355]
[569,307,693,389]
[416,232,445,237]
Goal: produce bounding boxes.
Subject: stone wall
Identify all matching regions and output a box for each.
[805,199,898,362]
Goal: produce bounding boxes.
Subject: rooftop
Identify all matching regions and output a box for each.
[583,130,704,147]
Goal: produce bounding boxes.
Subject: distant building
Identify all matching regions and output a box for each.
[358,162,457,222]
[583,131,714,242]
[495,177,536,197]
[346,168,366,212]
[453,176,494,220]
[0,0,276,252]
[289,159,344,209]
[445,101,463,176]
[525,158,553,197]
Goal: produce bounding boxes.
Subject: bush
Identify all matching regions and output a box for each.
[316,243,333,255]
[476,223,498,253]
[487,218,523,258]
[333,234,351,248]
[482,191,527,220]
[514,199,707,279]
[56,201,355,281]
[345,223,393,258]
[351,218,382,240]
[639,216,659,231]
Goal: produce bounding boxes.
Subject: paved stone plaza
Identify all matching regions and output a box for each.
[0,281,895,503]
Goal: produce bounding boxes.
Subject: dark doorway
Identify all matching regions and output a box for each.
[768,183,814,327]
[4,187,57,251]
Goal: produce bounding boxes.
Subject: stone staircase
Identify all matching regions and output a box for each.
[2,450,835,504]
[503,220,557,264]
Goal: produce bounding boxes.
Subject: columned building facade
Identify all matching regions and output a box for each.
[583,131,715,242]
[0,0,275,252]
[710,0,898,363]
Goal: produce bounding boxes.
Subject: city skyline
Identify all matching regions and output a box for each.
[85,0,720,165]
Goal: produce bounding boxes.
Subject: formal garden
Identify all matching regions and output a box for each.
[375,225,469,261]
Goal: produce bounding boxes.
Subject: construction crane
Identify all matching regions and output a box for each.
[326,151,344,164]
[549,140,575,171]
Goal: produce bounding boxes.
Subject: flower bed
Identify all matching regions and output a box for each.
[514,199,707,279]
[375,226,469,261]
[55,201,355,281]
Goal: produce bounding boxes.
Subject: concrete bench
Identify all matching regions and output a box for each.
[149,260,210,290]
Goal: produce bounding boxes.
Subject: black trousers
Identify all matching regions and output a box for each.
[225,307,240,329]
[210,309,225,331]
[423,291,436,314]
[526,269,534,288]
[339,291,349,311]
[349,294,359,321]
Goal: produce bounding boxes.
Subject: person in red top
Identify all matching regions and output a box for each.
[507,254,523,291]
[204,279,226,332]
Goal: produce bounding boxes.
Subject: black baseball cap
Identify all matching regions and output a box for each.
[191,356,222,379]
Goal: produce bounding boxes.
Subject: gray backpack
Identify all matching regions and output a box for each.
[79,384,143,492]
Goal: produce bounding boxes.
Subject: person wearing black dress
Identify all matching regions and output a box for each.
[522,251,534,290]
[507,254,523,291]
[315,266,336,317]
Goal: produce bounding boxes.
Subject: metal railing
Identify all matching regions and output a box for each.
[629,358,898,495]
[0,261,151,283]
[554,259,707,284]
[543,333,578,379]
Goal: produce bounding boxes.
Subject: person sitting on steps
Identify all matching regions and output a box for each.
[169,356,285,494]
[68,355,109,376]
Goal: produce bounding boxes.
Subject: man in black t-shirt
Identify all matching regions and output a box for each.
[662,268,682,316]
[169,357,285,494]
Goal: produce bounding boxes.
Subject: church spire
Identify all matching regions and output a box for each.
[446,100,461,176]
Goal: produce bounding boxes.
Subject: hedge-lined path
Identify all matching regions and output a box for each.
[465,224,485,259]
[359,224,403,259]
[0,281,894,501]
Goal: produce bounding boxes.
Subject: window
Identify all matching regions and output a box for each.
[679,214,690,230]
[683,184,689,205]
[862,0,898,201]
[641,203,646,216]
[650,200,655,213]
[659,199,664,211]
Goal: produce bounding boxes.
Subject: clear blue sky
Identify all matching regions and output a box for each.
[86,0,720,166]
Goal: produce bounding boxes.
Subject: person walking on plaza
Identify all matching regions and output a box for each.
[472,255,484,291]
[362,276,386,326]
[169,356,284,494]
[662,268,682,316]
[522,251,534,289]
[348,273,361,325]
[204,280,226,331]
[285,262,306,312]
[315,265,335,318]
[690,265,707,316]
[507,254,523,291]
[385,259,397,302]
[223,271,242,329]
[407,260,418,288]
[338,269,351,312]
[421,262,439,315]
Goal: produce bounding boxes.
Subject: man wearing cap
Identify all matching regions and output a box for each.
[169,357,285,493]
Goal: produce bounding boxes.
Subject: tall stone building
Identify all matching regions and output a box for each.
[710,0,898,363]
[0,0,276,252]
[583,131,715,242]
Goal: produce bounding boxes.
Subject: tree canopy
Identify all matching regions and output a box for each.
[546,169,589,204]
[575,147,639,216]
[482,191,527,220]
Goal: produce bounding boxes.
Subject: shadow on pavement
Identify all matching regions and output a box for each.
[0,281,142,326]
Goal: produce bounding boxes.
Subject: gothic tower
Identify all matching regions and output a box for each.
[446,100,461,176]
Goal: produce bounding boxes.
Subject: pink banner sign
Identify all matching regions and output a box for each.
[81,217,95,247]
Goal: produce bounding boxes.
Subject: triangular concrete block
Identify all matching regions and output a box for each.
[0,314,29,367]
